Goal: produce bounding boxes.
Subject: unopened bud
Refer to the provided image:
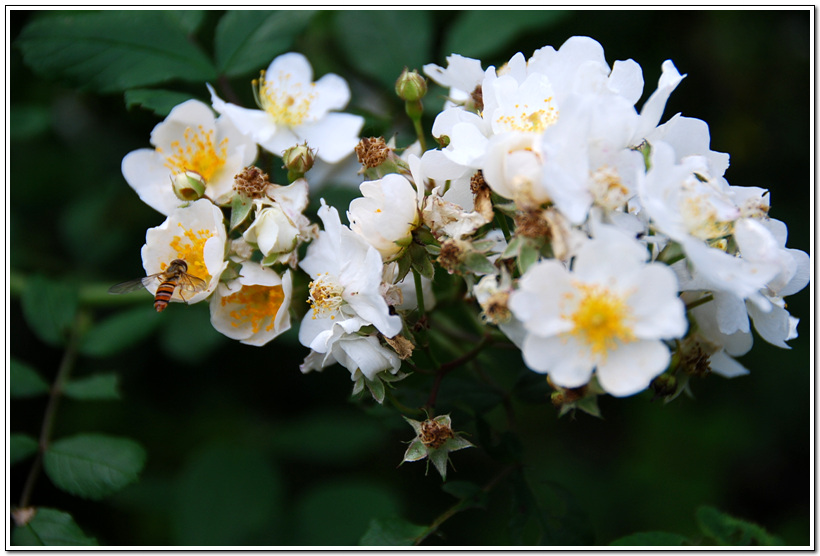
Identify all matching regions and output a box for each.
[171,170,206,201]
[395,68,427,102]
[282,143,315,178]
[651,373,678,397]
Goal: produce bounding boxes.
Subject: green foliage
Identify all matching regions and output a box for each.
[696,505,783,546]
[43,433,147,500]
[63,373,121,401]
[269,410,388,464]
[610,531,689,546]
[79,306,162,358]
[442,10,569,60]
[333,11,433,89]
[21,275,79,347]
[214,10,316,77]
[360,516,428,546]
[11,358,50,398]
[124,88,203,117]
[12,508,98,546]
[293,480,401,545]
[16,11,216,92]
[171,442,284,545]
[10,433,39,466]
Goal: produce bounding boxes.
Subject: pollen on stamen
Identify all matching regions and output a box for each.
[307,272,344,319]
[168,224,213,285]
[222,284,285,334]
[163,126,228,182]
[566,283,636,358]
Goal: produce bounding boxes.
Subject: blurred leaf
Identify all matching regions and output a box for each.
[162,10,206,35]
[63,373,121,401]
[59,190,126,267]
[172,442,283,545]
[442,10,569,60]
[11,103,51,141]
[294,479,401,545]
[10,433,39,466]
[509,469,594,546]
[12,508,98,546]
[79,306,162,358]
[16,11,217,93]
[11,358,50,398]
[215,10,316,77]
[124,88,200,117]
[360,516,427,546]
[333,11,433,89]
[270,410,385,464]
[442,480,487,510]
[158,302,227,364]
[611,531,690,546]
[696,506,783,546]
[21,275,79,347]
[44,434,147,500]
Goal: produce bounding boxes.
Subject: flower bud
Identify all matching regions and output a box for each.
[395,68,427,102]
[171,170,206,201]
[282,143,315,178]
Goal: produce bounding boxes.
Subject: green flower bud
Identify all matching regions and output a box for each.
[171,170,206,201]
[395,67,427,102]
[282,143,315,178]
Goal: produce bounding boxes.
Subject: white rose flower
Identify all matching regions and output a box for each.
[208,52,364,163]
[509,231,687,397]
[209,262,292,346]
[122,99,257,214]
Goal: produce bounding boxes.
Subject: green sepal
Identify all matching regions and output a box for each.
[517,242,539,274]
[501,234,525,259]
[395,250,412,283]
[463,251,496,275]
[230,193,254,232]
[409,243,435,281]
[413,226,438,246]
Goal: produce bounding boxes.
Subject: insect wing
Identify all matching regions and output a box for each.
[177,272,208,294]
[107,273,163,295]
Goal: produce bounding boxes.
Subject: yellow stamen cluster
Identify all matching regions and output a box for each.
[166,224,214,284]
[161,125,228,182]
[221,284,285,333]
[566,283,635,357]
[308,273,344,319]
[253,69,316,127]
[497,99,559,133]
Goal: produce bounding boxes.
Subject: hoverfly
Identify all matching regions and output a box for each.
[108,259,208,312]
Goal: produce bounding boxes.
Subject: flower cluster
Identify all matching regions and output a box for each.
[117,39,807,476]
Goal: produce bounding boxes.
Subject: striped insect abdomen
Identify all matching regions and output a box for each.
[154,276,180,312]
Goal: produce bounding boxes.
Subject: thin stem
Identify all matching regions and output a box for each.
[685,293,714,312]
[413,463,519,546]
[412,115,427,152]
[18,310,85,509]
[425,333,491,411]
[496,212,512,243]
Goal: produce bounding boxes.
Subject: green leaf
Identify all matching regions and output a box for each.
[12,508,98,546]
[63,373,121,401]
[409,243,435,281]
[215,10,316,77]
[333,11,433,90]
[16,11,217,93]
[162,10,206,35]
[518,242,539,275]
[360,517,427,546]
[230,192,254,232]
[79,305,162,357]
[611,531,690,546]
[158,301,228,364]
[463,251,496,275]
[10,433,39,466]
[43,434,147,500]
[172,442,284,545]
[10,358,50,398]
[442,11,569,60]
[696,506,783,546]
[293,479,401,545]
[269,410,386,465]
[124,88,200,117]
[11,103,51,141]
[20,275,79,347]
[509,469,594,545]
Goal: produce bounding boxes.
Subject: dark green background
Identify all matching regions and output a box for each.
[9,9,811,546]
